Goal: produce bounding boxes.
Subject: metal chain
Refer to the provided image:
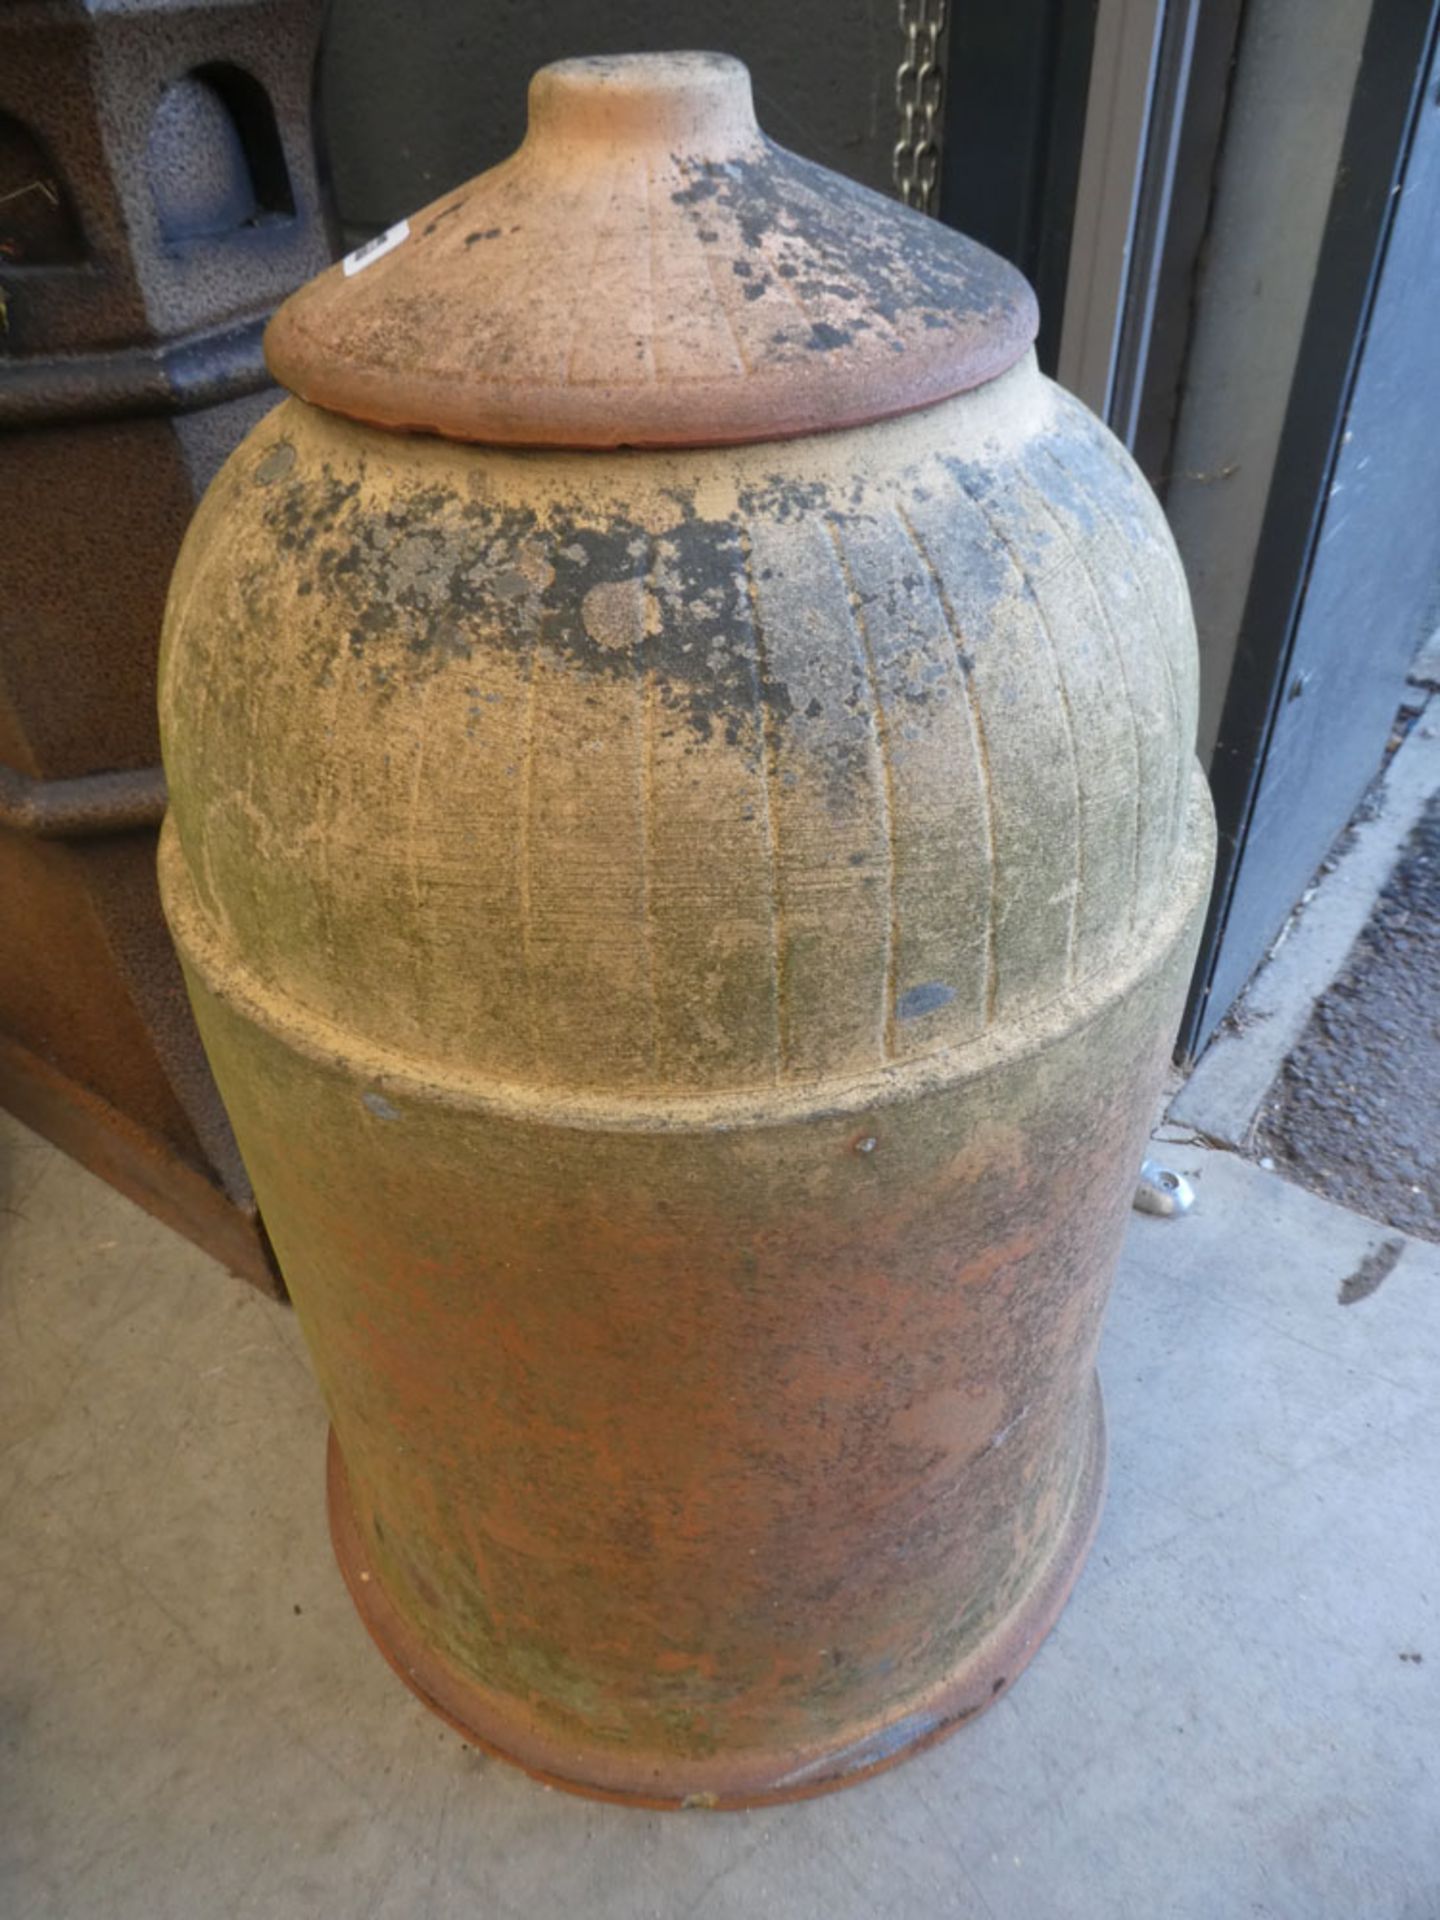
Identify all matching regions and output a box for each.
[893,0,948,214]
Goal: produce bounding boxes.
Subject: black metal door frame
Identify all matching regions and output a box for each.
[938,0,1099,374]
[1179,0,1440,1056]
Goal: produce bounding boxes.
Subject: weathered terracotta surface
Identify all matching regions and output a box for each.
[159,53,1215,1805]
[265,52,1037,448]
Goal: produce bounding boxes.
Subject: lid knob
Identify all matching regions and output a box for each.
[524,52,762,158]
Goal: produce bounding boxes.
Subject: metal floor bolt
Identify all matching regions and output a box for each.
[1134,1159,1196,1217]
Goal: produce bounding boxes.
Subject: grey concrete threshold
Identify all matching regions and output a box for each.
[1170,693,1440,1150]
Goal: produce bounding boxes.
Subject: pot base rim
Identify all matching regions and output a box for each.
[325,1382,1107,1810]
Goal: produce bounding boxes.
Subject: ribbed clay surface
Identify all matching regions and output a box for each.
[160,356,1196,1101]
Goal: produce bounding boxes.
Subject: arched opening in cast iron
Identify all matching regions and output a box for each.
[148,64,296,244]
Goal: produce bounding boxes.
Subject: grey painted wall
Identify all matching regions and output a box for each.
[1161,0,1376,763]
[317,0,905,239]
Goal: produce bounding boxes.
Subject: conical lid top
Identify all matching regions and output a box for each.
[265,51,1037,448]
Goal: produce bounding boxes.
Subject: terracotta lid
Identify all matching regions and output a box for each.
[265,51,1038,449]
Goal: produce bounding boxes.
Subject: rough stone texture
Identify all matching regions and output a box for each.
[1258,787,1440,1242]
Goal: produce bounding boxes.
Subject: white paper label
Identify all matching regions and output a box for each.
[342,219,410,277]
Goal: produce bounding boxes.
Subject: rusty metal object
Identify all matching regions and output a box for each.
[0,0,331,1292]
[160,54,1216,1802]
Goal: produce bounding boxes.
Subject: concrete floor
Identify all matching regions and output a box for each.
[2,1107,1437,1920]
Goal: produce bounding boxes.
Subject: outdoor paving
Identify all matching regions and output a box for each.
[2,1107,1436,1919]
[1258,786,1440,1242]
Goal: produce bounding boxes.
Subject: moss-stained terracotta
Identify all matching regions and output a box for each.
[158,52,1215,1807]
[264,52,1037,448]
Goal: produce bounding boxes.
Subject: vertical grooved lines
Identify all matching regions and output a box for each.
[636,539,661,1078]
[697,219,758,376]
[202,386,1196,1100]
[1042,442,1188,857]
[952,475,1086,987]
[824,517,900,1062]
[893,505,1000,1027]
[738,525,788,1082]
[562,164,621,382]
[1027,474,1145,936]
[516,641,542,1069]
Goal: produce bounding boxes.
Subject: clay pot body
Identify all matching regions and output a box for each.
[159,54,1214,1806]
